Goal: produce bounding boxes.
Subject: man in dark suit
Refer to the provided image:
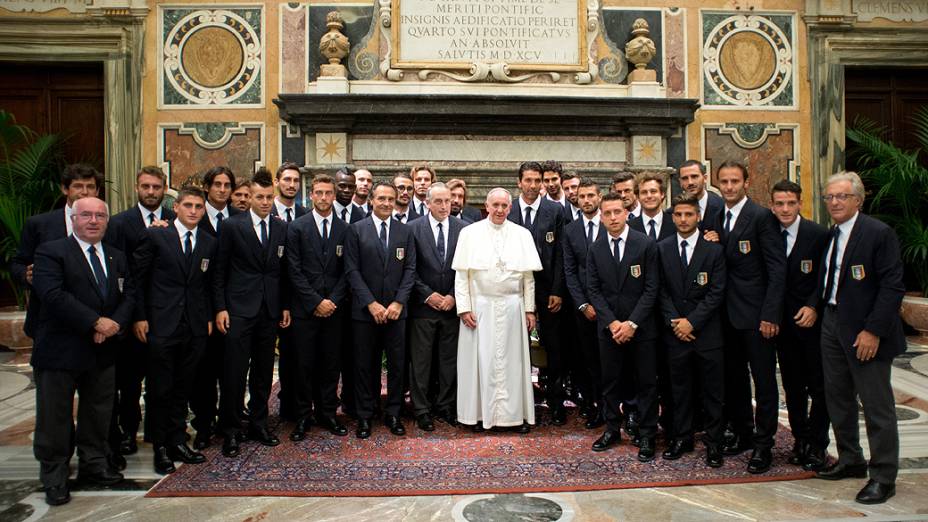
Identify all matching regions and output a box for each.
[344,181,417,439]
[712,161,787,474]
[586,193,660,462]
[392,173,421,223]
[408,182,464,430]
[352,168,373,216]
[560,172,583,222]
[103,166,175,458]
[542,160,568,209]
[286,174,350,440]
[769,180,830,471]
[230,177,252,211]
[132,187,215,474]
[268,162,308,422]
[448,178,483,223]
[213,169,291,457]
[563,179,605,428]
[334,167,366,224]
[31,197,133,506]
[191,166,241,449]
[508,161,569,425]
[678,159,724,230]
[814,171,905,505]
[12,163,102,340]
[611,171,642,220]
[410,163,435,218]
[657,194,727,468]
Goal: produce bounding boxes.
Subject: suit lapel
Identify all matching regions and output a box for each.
[70,238,103,300]
[615,234,634,291]
[370,220,387,265]
[685,236,709,288]
[168,226,190,278]
[837,216,864,292]
[725,202,753,254]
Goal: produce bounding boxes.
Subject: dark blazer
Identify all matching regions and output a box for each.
[629,210,677,242]
[11,208,68,337]
[815,213,906,360]
[785,217,829,315]
[715,198,787,329]
[344,217,417,322]
[31,237,134,371]
[586,228,660,341]
[212,211,289,319]
[393,204,421,223]
[270,202,308,222]
[701,191,724,231]
[453,206,483,224]
[104,206,178,265]
[133,224,217,337]
[409,216,464,319]
[658,234,727,349]
[563,216,603,308]
[199,205,241,237]
[286,212,349,319]
[508,197,567,299]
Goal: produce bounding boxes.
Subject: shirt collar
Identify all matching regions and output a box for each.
[642,209,664,226]
[206,202,228,219]
[138,203,162,221]
[313,208,333,224]
[677,231,699,246]
[174,219,197,237]
[582,211,601,228]
[73,235,102,254]
[837,211,859,235]
[250,209,269,227]
[545,193,565,206]
[372,213,391,231]
[520,195,541,213]
[274,198,296,217]
[608,225,630,243]
[629,201,642,217]
[781,215,801,237]
[428,213,448,229]
[726,195,749,215]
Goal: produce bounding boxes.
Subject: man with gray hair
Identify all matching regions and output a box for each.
[407,182,466,429]
[815,171,905,505]
[452,188,542,432]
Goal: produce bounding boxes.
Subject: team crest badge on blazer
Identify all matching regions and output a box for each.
[335,245,343,257]
[800,260,813,274]
[117,277,124,292]
[277,245,285,258]
[396,247,405,260]
[545,231,555,243]
[738,240,751,254]
[697,272,709,286]
[630,265,642,278]
[851,264,866,280]
[201,258,210,272]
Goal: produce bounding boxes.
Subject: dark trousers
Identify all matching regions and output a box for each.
[339,313,356,417]
[146,321,207,447]
[821,307,898,484]
[600,335,658,437]
[353,319,406,419]
[34,365,115,489]
[219,310,278,437]
[110,337,145,443]
[291,312,343,420]
[408,315,459,416]
[777,320,830,450]
[656,338,676,438]
[575,312,601,409]
[276,326,295,419]
[723,321,779,449]
[667,338,724,445]
[537,300,566,406]
[190,332,224,434]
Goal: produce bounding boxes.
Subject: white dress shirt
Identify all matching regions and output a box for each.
[74,236,107,277]
[628,201,642,220]
[174,219,197,253]
[372,214,391,245]
[313,209,333,239]
[206,202,230,231]
[414,198,428,216]
[823,211,859,305]
[249,209,271,243]
[582,212,601,240]
[697,191,709,221]
[781,215,801,258]
[138,203,163,228]
[428,213,449,255]
[65,204,75,237]
[722,196,749,231]
[641,209,665,239]
[677,231,698,261]
[333,201,352,222]
[274,198,297,222]
[519,195,541,222]
[608,225,630,260]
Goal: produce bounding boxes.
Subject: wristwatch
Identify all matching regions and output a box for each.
[578,303,590,312]
[628,321,638,330]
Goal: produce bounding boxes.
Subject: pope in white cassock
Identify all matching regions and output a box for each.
[452,188,542,432]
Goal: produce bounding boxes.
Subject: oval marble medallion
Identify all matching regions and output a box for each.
[181,26,244,88]
[719,31,776,91]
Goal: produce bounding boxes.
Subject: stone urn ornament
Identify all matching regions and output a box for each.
[625,18,657,83]
[319,11,350,77]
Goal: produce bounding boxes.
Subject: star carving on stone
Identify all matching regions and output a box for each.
[318,135,344,161]
[636,139,657,161]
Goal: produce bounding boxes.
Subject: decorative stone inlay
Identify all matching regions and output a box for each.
[452,494,573,522]
[315,133,347,164]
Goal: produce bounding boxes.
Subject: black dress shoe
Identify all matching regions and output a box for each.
[662,438,695,460]
[79,468,124,486]
[222,437,241,458]
[169,443,206,464]
[584,412,605,430]
[592,431,621,452]
[318,416,348,436]
[248,428,281,446]
[816,462,868,481]
[384,415,406,436]
[855,479,895,504]
[234,431,247,443]
[637,438,656,462]
[550,406,567,426]
[436,412,458,427]
[747,448,772,474]
[721,435,751,456]
[787,440,806,466]
[45,484,70,506]
[193,431,211,450]
[514,421,531,434]
[416,414,435,432]
[153,446,176,475]
[356,419,372,439]
[802,447,828,471]
[108,452,127,472]
[624,411,640,438]
[290,419,309,442]
[706,446,724,468]
[118,435,138,455]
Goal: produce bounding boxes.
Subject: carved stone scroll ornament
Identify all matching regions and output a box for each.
[378,0,404,81]
[574,0,601,84]
[319,11,350,77]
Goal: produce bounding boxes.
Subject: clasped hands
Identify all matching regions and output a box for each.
[608,320,636,344]
[426,293,456,312]
[367,301,403,324]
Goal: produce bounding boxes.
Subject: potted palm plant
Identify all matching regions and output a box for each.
[846,107,928,342]
[0,110,64,362]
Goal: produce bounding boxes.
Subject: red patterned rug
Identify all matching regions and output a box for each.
[147,404,814,497]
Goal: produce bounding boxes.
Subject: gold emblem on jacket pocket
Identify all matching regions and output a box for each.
[738,240,751,254]
[697,272,708,286]
[546,231,555,243]
[336,245,343,257]
[800,259,812,274]
[396,247,405,260]
[851,264,866,280]
[630,264,642,278]
[201,258,209,272]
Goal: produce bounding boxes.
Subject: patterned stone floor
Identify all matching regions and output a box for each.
[1,341,927,521]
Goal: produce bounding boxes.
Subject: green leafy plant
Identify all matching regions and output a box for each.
[846,107,928,297]
[0,111,65,309]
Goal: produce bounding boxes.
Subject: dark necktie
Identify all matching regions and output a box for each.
[184,230,193,258]
[575,209,582,221]
[436,222,445,262]
[612,238,622,263]
[724,210,733,234]
[823,227,840,303]
[395,213,405,223]
[782,229,789,256]
[285,208,293,223]
[380,221,388,253]
[322,218,329,256]
[648,219,657,240]
[148,212,155,226]
[341,207,348,222]
[524,207,533,229]
[215,212,223,234]
[680,239,689,269]
[260,219,268,245]
[419,202,426,216]
[88,245,107,294]
[587,221,595,244]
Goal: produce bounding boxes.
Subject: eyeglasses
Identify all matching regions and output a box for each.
[822,193,856,202]
[74,212,109,221]
[395,185,413,192]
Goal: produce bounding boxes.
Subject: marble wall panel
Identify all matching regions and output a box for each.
[280,123,306,166]
[663,8,686,98]
[704,123,798,206]
[160,122,264,188]
[280,3,308,94]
